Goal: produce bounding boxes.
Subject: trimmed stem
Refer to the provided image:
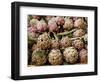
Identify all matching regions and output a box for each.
[57,29,76,36]
[52,32,59,40]
[48,32,52,39]
[71,37,82,41]
[71,35,84,41]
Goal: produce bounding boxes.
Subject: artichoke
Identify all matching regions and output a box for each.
[48,17,58,32]
[63,47,78,64]
[60,36,72,48]
[74,18,87,29]
[30,19,39,27]
[79,49,88,64]
[73,29,85,37]
[72,39,84,50]
[37,32,51,49]
[28,27,37,33]
[37,19,47,32]
[28,32,39,41]
[48,49,63,65]
[51,39,59,49]
[31,48,47,65]
[63,18,74,30]
[55,16,65,25]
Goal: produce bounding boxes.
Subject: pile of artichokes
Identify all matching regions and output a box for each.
[28,15,88,66]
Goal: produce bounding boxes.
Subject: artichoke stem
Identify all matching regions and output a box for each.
[71,35,84,40]
[48,32,52,39]
[52,32,59,40]
[57,29,76,36]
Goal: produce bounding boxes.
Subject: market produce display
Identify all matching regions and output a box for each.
[28,15,88,66]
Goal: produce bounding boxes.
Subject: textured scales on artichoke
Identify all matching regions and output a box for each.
[33,49,46,56]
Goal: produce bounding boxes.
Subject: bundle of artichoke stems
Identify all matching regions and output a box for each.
[28,16,88,66]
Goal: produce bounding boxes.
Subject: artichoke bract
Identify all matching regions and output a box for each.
[48,49,63,65]
[37,32,51,49]
[72,39,84,50]
[74,18,87,29]
[79,49,88,64]
[31,48,47,65]
[63,18,74,30]
[63,47,78,64]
